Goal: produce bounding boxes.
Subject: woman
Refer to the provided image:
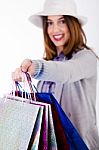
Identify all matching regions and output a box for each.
[12,0,99,149]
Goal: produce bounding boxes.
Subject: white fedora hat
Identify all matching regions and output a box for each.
[29,0,87,28]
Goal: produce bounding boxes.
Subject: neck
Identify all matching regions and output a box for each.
[57,47,63,56]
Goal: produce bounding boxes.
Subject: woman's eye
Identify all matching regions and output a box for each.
[59,20,65,24]
[47,21,53,26]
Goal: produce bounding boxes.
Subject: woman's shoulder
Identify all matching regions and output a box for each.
[73,48,97,60]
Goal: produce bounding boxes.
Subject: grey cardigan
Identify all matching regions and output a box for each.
[32,49,99,150]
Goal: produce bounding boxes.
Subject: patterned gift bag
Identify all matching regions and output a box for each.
[0,97,43,150]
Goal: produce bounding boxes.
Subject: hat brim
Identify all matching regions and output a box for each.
[28,11,87,28]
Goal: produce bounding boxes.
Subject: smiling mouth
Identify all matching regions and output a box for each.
[53,34,64,41]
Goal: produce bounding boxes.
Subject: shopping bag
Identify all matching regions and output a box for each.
[5,94,58,150]
[0,96,43,150]
[12,74,70,150]
[28,101,58,150]
[12,72,89,150]
[48,102,70,149]
[35,93,89,150]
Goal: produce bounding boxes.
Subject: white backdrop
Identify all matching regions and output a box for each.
[0,0,99,127]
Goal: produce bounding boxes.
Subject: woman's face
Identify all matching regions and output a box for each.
[47,15,70,53]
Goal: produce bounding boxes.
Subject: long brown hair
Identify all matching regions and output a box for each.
[42,15,97,60]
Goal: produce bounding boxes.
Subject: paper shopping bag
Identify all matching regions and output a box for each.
[50,104,70,149]
[29,101,58,150]
[47,104,58,150]
[5,94,58,150]
[28,101,49,150]
[0,97,43,150]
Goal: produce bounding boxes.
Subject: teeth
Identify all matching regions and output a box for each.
[54,34,63,39]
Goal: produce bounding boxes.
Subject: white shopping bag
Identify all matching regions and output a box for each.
[0,97,43,150]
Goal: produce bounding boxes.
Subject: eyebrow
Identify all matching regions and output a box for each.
[47,16,64,21]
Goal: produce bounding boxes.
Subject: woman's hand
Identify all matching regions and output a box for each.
[12,59,35,81]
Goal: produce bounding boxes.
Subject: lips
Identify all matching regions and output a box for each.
[53,34,64,41]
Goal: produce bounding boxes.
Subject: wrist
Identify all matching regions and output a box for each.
[32,60,44,78]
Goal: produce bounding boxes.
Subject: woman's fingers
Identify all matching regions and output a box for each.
[12,68,23,82]
[21,59,35,76]
[12,59,34,81]
[20,59,32,73]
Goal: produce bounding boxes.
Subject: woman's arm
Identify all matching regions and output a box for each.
[32,50,97,83]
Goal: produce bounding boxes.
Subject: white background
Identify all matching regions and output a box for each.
[0,0,99,128]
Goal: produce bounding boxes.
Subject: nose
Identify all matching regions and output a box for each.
[53,23,60,32]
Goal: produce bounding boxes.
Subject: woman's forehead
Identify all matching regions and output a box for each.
[47,15,64,20]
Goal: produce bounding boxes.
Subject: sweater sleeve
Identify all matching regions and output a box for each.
[32,50,97,84]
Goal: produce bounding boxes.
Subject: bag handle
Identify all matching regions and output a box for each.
[25,72,38,101]
[25,72,38,93]
[13,72,38,101]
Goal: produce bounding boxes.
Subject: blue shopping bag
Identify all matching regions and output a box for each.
[35,93,89,150]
